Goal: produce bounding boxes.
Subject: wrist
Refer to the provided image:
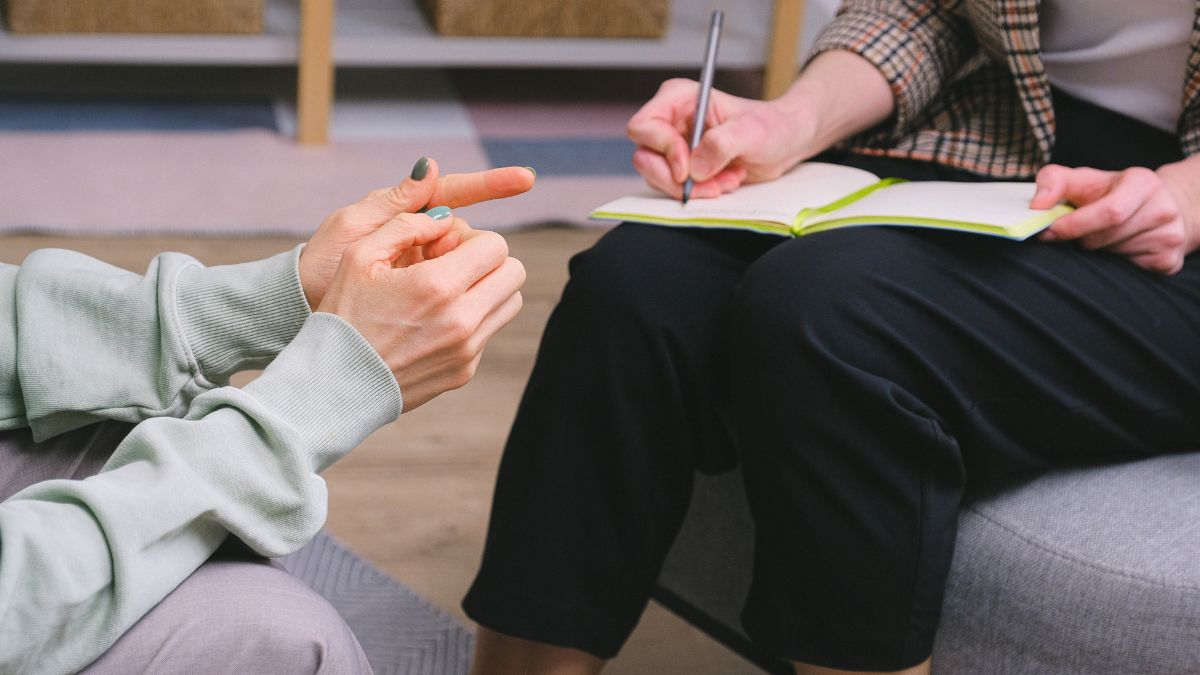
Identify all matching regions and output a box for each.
[769,78,826,161]
[1157,157,1200,252]
[297,244,322,311]
[176,245,311,383]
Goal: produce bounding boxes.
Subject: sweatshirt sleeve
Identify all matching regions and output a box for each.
[0,246,311,439]
[0,312,402,675]
[808,0,976,139]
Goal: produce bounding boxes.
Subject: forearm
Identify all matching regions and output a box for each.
[6,247,309,439]
[806,0,975,139]
[774,50,896,157]
[0,312,400,674]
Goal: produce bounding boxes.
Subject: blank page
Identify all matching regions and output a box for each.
[592,162,880,225]
[806,181,1046,228]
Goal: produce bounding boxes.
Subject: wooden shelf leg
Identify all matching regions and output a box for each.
[763,0,805,101]
[297,0,336,145]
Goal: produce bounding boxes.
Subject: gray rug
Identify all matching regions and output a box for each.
[279,532,473,675]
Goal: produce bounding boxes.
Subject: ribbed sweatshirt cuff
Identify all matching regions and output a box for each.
[243,312,402,472]
[176,246,311,383]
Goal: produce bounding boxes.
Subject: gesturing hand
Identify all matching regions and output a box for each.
[318,209,525,412]
[1032,163,1200,275]
[627,78,813,200]
[299,158,536,310]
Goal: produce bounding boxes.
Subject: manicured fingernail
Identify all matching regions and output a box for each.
[524,166,537,178]
[427,205,452,220]
[410,156,431,180]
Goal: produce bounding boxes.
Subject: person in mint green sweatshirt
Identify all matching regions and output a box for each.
[0,157,535,674]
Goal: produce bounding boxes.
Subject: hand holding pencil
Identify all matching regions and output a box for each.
[626,17,858,201]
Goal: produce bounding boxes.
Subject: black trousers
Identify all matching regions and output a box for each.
[463,94,1200,670]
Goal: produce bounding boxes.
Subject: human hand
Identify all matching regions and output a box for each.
[299,158,535,310]
[627,78,815,199]
[317,209,525,412]
[1032,163,1200,275]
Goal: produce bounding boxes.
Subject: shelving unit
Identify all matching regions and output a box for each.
[0,0,805,143]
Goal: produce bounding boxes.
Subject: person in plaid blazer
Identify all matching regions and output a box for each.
[466,2,1200,674]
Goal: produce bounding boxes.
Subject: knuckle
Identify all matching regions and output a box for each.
[455,367,475,389]
[1124,166,1157,185]
[342,241,372,268]
[445,315,474,344]
[1037,164,1066,182]
[661,78,693,93]
[1151,206,1179,225]
[1098,202,1124,223]
[1161,227,1186,250]
[1148,253,1176,274]
[479,230,509,258]
[418,271,455,301]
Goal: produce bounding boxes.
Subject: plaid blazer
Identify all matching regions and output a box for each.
[810,0,1200,178]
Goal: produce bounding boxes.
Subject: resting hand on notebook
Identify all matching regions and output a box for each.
[1032,160,1200,274]
[626,51,892,200]
[299,158,536,310]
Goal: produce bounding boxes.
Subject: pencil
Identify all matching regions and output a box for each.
[682,10,725,206]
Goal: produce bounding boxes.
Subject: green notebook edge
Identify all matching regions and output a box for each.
[590,177,1074,241]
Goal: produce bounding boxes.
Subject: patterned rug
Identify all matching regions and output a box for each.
[0,66,759,236]
[280,531,473,675]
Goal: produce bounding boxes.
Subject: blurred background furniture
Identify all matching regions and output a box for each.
[0,0,809,145]
[656,455,1200,674]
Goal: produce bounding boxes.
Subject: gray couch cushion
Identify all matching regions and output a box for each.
[657,454,1200,674]
[934,453,1200,674]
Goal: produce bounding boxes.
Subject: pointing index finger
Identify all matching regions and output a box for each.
[428,167,536,210]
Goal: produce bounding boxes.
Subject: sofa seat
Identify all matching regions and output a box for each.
[655,453,1200,674]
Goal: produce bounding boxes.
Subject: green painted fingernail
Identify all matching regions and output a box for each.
[524,166,537,178]
[410,156,431,180]
[427,205,452,220]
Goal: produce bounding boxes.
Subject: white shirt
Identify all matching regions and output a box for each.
[1040,0,1193,132]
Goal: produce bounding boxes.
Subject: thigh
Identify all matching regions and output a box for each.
[736,226,1200,484]
[0,421,132,501]
[82,552,370,675]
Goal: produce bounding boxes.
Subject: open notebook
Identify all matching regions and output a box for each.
[591,162,1073,240]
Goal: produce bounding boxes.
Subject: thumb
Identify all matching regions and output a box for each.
[361,157,443,218]
[1032,165,1116,209]
[1030,164,1070,210]
[690,120,747,182]
[348,209,456,267]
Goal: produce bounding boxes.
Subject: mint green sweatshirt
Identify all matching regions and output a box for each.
[0,246,402,674]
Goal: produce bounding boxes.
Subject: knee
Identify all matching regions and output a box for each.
[209,562,367,674]
[105,560,370,675]
[564,223,723,323]
[730,228,937,372]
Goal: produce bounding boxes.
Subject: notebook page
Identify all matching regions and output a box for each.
[591,162,880,225]
[805,181,1047,229]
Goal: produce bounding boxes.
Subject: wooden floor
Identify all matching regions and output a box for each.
[0,227,763,675]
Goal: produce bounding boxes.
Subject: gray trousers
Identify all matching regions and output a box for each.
[0,421,372,674]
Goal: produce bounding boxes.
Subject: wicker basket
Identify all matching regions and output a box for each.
[420,0,670,38]
[6,0,264,34]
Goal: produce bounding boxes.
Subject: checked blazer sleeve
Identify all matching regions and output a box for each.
[809,0,977,140]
